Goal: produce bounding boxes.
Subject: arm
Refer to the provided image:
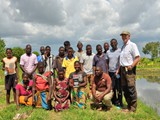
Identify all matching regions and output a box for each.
[15,60,19,83]
[32,77,36,106]
[91,78,97,99]
[20,65,28,73]
[47,75,52,101]
[16,89,20,109]
[128,56,140,70]
[79,75,87,87]
[98,76,112,100]
[30,64,38,74]
[69,78,74,88]
[53,81,61,103]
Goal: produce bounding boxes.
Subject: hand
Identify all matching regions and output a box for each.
[97,95,103,102]
[57,98,62,103]
[127,65,133,71]
[24,96,28,102]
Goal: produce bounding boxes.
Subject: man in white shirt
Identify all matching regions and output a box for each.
[80,44,95,98]
[119,31,140,112]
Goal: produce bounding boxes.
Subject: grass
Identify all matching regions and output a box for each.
[0,84,160,120]
[0,66,160,119]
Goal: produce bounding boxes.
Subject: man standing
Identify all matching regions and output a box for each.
[37,46,45,62]
[80,44,95,98]
[119,31,140,112]
[42,46,54,74]
[62,47,78,78]
[20,44,38,79]
[75,41,85,60]
[53,46,65,72]
[91,67,113,110]
[106,39,122,106]
[93,44,108,73]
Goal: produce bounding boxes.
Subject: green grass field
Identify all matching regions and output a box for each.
[0,67,160,120]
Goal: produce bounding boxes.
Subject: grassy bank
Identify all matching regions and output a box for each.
[0,85,160,120]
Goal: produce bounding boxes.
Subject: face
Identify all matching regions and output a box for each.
[74,62,80,71]
[58,71,64,80]
[95,67,102,76]
[67,49,73,57]
[121,34,130,44]
[38,64,45,74]
[23,74,29,85]
[104,43,109,51]
[64,44,70,51]
[86,46,92,54]
[59,47,65,55]
[77,43,83,50]
[40,47,45,55]
[96,46,102,54]
[6,50,12,58]
[45,47,51,55]
[110,40,117,50]
[26,45,32,55]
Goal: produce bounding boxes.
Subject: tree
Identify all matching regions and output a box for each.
[33,51,39,56]
[0,38,6,60]
[12,47,25,62]
[142,42,160,59]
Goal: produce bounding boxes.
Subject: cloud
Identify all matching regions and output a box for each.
[0,0,160,56]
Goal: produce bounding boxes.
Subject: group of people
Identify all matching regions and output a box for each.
[1,31,140,112]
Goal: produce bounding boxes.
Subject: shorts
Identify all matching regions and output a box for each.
[5,74,17,90]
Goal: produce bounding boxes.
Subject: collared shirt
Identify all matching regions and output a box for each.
[20,53,38,73]
[53,55,65,71]
[62,55,79,78]
[93,53,108,73]
[120,40,140,66]
[42,54,54,73]
[80,53,95,74]
[106,48,121,72]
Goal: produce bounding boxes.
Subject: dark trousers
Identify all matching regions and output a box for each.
[109,72,123,106]
[120,66,137,112]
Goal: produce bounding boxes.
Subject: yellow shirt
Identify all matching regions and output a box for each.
[62,56,79,78]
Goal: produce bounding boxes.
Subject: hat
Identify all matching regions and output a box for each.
[120,31,130,36]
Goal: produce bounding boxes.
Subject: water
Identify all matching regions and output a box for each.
[136,77,160,115]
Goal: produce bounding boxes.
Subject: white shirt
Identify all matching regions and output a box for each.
[80,53,95,74]
[120,40,140,66]
[106,48,121,72]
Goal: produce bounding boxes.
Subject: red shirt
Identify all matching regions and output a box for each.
[34,72,51,91]
[16,80,33,96]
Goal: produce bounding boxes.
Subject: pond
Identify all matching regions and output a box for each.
[136,76,160,115]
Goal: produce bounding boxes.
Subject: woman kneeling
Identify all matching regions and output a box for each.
[16,73,33,109]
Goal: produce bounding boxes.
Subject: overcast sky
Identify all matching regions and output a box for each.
[0,0,160,56]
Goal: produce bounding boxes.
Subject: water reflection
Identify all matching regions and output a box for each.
[136,77,160,115]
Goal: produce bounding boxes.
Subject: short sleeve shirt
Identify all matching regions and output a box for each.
[20,53,38,73]
[80,53,95,74]
[93,53,108,73]
[62,56,79,78]
[120,40,140,66]
[106,48,121,72]
[69,71,87,87]
[3,56,17,75]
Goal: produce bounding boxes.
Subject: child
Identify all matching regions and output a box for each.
[53,69,70,112]
[2,48,18,104]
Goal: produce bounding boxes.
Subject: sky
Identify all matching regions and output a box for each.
[0,0,160,57]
